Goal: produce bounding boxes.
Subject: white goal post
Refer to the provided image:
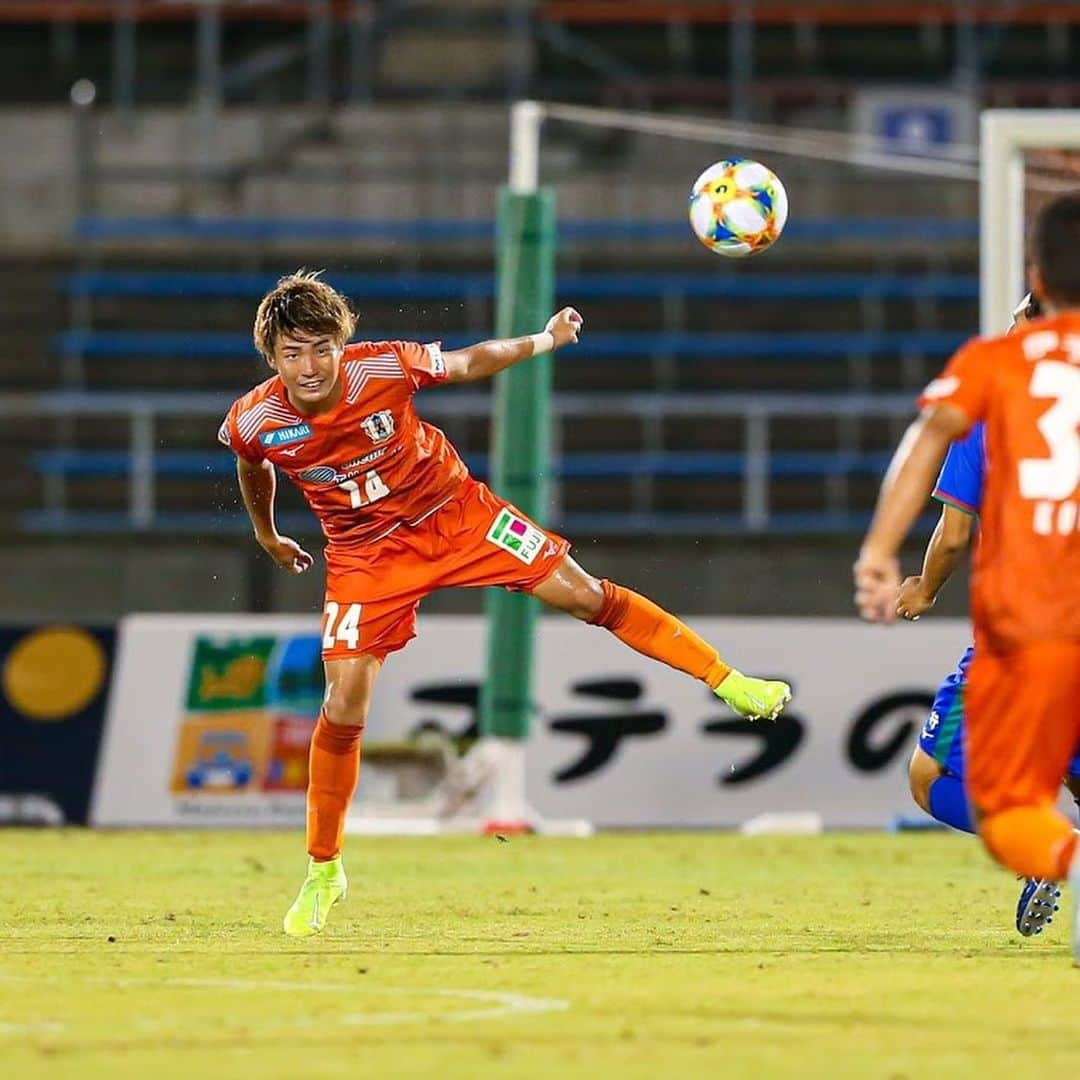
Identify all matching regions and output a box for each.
[980,109,1080,336]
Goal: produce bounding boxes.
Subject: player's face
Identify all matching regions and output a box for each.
[269,332,344,408]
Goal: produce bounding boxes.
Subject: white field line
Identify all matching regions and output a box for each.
[0,974,569,1031]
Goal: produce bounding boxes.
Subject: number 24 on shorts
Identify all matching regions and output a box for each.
[323,602,362,650]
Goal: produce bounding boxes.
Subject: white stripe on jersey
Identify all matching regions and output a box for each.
[235,399,304,443]
[344,355,406,404]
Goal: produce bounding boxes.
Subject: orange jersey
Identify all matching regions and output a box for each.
[920,312,1080,652]
[219,340,468,545]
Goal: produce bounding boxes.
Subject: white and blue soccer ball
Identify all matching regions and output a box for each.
[688,158,788,257]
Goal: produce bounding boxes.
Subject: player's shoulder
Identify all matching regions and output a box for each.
[975,316,1067,359]
[1009,312,1079,358]
[228,374,284,416]
[343,339,413,361]
[340,340,412,372]
[338,340,444,399]
[943,328,1017,375]
[221,375,307,455]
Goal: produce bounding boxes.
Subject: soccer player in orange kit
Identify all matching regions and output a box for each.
[855,192,1080,963]
[219,271,791,936]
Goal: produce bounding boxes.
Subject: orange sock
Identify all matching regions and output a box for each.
[589,580,731,688]
[307,711,363,862]
[978,805,1078,881]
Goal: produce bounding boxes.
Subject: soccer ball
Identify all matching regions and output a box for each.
[688,159,788,257]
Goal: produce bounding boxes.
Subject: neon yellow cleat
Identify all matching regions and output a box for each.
[282,856,348,937]
[714,670,792,721]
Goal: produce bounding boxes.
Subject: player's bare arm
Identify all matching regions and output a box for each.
[441,307,583,383]
[895,503,974,620]
[855,404,969,623]
[236,456,314,575]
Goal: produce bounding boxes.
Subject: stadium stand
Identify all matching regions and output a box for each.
[6,0,1052,542]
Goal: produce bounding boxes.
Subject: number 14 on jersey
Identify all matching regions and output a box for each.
[338,470,390,509]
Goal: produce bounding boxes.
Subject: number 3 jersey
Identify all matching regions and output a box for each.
[219,340,468,546]
[920,312,1080,653]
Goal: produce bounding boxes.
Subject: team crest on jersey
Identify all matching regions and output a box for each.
[260,423,313,448]
[360,410,395,444]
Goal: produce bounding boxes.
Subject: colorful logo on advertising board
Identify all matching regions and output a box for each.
[171,634,323,796]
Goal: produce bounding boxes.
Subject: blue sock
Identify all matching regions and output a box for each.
[927,774,975,834]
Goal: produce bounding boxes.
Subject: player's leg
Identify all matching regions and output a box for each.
[309,655,382,857]
[435,478,787,717]
[910,652,976,832]
[530,554,790,720]
[284,540,427,937]
[966,644,1080,888]
[283,653,381,937]
[910,650,1059,934]
[909,746,976,832]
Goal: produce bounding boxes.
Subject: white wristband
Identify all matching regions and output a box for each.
[529,330,556,355]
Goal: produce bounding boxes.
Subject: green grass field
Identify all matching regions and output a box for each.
[1,830,1076,1078]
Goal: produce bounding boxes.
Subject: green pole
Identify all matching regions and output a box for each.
[479,185,557,739]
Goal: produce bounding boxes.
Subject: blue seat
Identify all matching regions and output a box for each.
[29,450,235,478]
[62,269,978,303]
[30,448,892,480]
[55,328,966,361]
[20,507,937,537]
[72,215,979,244]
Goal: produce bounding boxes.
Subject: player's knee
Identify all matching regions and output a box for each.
[568,576,606,622]
[907,748,940,814]
[322,686,369,729]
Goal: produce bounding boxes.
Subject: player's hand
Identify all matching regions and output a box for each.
[853,548,901,624]
[545,307,583,348]
[896,575,936,621]
[258,533,314,575]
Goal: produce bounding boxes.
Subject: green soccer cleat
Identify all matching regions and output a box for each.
[282,856,348,938]
[714,670,792,721]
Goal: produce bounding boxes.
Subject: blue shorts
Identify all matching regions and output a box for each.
[919,645,1080,780]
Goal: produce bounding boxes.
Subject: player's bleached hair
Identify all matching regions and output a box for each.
[1032,192,1080,308]
[253,269,357,359]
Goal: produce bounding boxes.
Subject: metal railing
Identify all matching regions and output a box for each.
[1,389,918,535]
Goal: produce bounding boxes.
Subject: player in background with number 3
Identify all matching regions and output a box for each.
[220,272,791,937]
[856,192,1080,964]
[896,291,1080,937]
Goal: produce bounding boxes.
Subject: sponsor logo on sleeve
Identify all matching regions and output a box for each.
[217,420,232,448]
[259,423,313,448]
[426,343,446,377]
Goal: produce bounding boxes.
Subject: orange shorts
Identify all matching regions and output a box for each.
[965,640,1080,815]
[320,478,570,661]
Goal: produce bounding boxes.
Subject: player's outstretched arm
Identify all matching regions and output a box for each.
[236,457,314,575]
[441,307,583,383]
[896,503,974,620]
[855,404,968,623]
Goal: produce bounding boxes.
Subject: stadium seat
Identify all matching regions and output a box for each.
[63,269,978,303]
[29,448,892,481]
[72,215,980,244]
[55,329,966,362]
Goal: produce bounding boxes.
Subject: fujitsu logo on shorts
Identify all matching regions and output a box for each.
[361,410,395,443]
[486,509,546,565]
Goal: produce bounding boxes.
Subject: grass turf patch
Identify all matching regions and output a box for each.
[0,830,1075,1078]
